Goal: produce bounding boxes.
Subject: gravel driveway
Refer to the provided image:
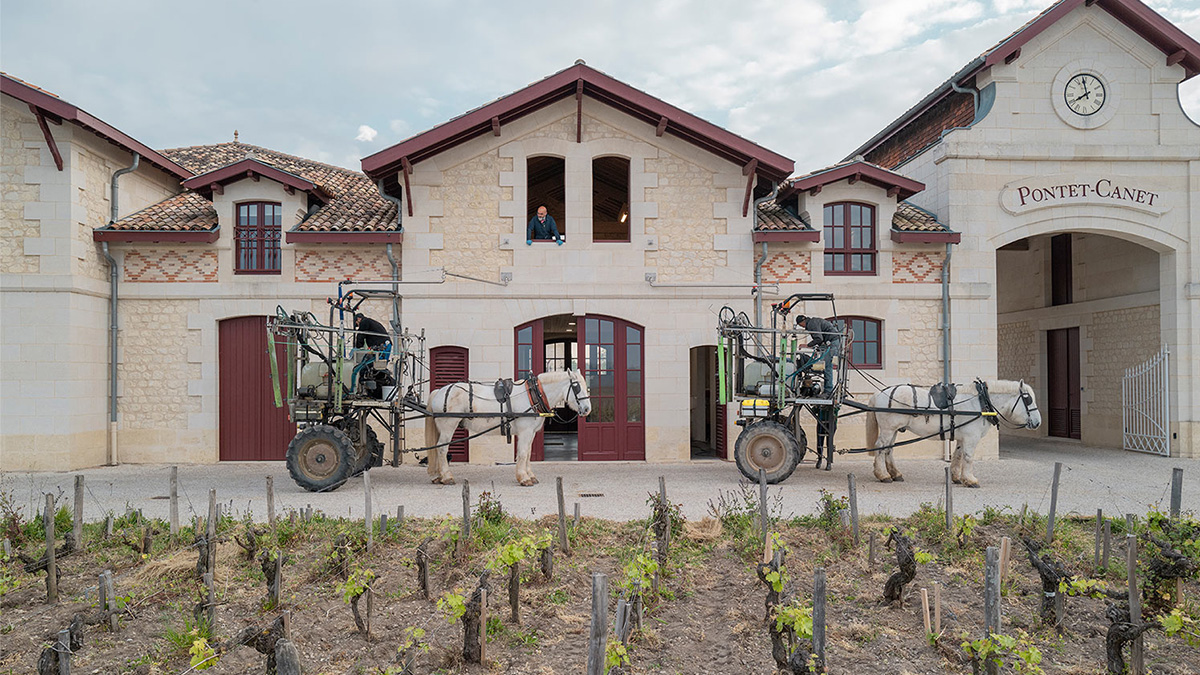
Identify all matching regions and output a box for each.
[2,437,1195,526]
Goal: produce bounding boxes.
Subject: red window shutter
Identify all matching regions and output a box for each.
[430,346,470,462]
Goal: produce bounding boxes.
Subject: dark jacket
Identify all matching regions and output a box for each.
[798,317,840,347]
[527,214,561,241]
[354,315,389,349]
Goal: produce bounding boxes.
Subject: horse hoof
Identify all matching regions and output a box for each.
[530,476,539,485]
[879,477,893,484]
[431,477,442,485]
[965,481,981,489]
[891,475,904,482]
[443,477,456,486]
[519,479,534,487]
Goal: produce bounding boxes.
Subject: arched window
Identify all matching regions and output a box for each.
[235,202,282,274]
[527,156,565,240]
[835,316,883,369]
[823,202,876,275]
[592,156,630,242]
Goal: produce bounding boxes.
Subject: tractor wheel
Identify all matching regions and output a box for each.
[286,425,354,492]
[734,420,801,484]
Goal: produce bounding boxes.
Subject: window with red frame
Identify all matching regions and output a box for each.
[823,202,876,275]
[835,316,882,369]
[235,202,282,274]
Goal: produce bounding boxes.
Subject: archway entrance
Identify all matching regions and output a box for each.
[515,314,645,461]
[996,231,1162,448]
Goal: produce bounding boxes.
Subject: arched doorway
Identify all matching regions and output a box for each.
[218,316,294,461]
[515,314,644,461]
[995,231,1163,448]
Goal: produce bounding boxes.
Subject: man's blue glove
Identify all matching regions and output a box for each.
[556,239,563,246]
[526,239,532,246]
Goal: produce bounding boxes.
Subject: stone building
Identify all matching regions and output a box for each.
[2,0,1197,472]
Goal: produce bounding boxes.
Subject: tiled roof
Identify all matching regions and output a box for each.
[892,201,950,232]
[162,142,397,233]
[755,201,813,232]
[106,192,216,232]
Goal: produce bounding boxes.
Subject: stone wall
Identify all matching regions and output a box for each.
[759,250,811,284]
[892,251,944,283]
[75,144,114,282]
[428,150,514,279]
[124,249,218,282]
[295,248,393,283]
[643,152,726,281]
[1,103,41,274]
[997,321,1036,385]
[118,299,203,429]
[896,300,942,381]
[1088,304,1160,419]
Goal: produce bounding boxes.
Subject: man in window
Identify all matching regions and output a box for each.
[526,205,563,245]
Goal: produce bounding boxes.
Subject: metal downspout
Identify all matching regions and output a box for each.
[752,181,779,328]
[104,152,139,465]
[376,179,404,328]
[941,241,953,462]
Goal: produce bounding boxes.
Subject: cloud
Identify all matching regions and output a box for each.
[355,125,378,142]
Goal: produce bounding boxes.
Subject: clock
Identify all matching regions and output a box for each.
[1064,73,1105,116]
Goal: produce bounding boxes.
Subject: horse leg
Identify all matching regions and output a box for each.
[873,430,897,482]
[884,448,903,482]
[950,442,965,484]
[960,440,981,488]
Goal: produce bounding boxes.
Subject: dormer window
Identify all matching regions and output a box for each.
[235,202,282,274]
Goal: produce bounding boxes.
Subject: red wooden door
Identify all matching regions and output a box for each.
[1047,327,1081,439]
[219,316,295,461]
[515,321,545,461]
[430,346,470,462]
[715,401,728,460]
[578,316,644,461]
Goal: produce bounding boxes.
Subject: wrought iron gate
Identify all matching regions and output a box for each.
[1122,345,1170,456]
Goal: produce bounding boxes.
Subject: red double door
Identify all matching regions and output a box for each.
[429,346,471,462]
[218,316,295,461]
[515,315,645,461]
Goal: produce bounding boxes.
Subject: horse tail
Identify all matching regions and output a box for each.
[865,405,879,450]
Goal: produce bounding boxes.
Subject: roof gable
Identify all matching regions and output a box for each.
[1,73,192,179]
[362,62,794,184]
[182,158,332,202]
[846,0,1200,161]
[780,160,925,201]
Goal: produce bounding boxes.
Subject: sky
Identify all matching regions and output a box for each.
[2,0,1198,173]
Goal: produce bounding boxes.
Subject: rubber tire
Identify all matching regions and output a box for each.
[286,424,354,492]
[734,420,801,484]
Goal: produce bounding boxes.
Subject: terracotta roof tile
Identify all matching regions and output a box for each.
[106,192,217,231]
[755,201,813,232]
[892,201,950,232]
[161,142,397,233]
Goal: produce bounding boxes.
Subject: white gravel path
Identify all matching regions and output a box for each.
[2,438,1195,525]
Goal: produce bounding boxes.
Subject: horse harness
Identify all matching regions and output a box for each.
[885,382,965,442]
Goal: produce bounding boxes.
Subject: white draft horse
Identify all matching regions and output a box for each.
[864,379,1041,488]
[426,370,592,486]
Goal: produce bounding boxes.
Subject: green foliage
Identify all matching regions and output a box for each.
[763,532,790,593]
[337,566,376,603]
[546,588,569,604]
[772,600,814,640]
[1058,576,1109,599]
[955,514,977,545]
[485,531,551,572]
[816,489,849,531]
[708,484,777,560]
[646,491,685,540]
[605,640,630,670]
[437,588,468,623]
[397,625,430,655]
[163,617,213,655]
[21,503,71,543]
[475,491,506,526]
[914,549,936,565]
[1145,509,1200,567]
[188,635,217,671]
[1159,606,1200,647]
[961,631,1044,674]
[0,567,25,597]
[617,551,659,593]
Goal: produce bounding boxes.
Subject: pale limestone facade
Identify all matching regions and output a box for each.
[891,4,1199,456]
[1,96,181,470]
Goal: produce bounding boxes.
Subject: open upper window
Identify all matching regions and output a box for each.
[527,156,565,240]
[235,202,282,274]
[823,202,876,275]
[835,316,883,369]
[592,156,630,242]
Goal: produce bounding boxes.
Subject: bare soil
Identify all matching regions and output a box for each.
[1,497,1197,675]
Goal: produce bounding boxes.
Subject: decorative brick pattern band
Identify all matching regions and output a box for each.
[759,251,811,283]
[295,249,393,283]
[893,251,944,283]
[124,249,218,282]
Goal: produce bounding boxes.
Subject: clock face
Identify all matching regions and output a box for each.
[1064,73,1105,116]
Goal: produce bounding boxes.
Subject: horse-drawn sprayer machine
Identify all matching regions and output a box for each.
[717,292,1043,486]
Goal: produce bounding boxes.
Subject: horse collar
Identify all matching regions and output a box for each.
[974,380,1000,427]
[532,378,551,414]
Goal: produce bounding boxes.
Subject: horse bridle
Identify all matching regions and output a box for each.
[565,369,591,410]
[1000,380,1039,429]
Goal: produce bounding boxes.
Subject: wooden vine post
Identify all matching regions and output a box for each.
[1094,508,1103,571]
[72,475,84,551]
[44,494,58,603]
[1127,534,1144,675]
[813,567,827,672]
[944,466,953,529]
[364,471,373,553]
[983,546,1001,675]
[847,473,860,545]
[586,572,608,675]
[206,488,217,574]
[460,479,470,543]
[758,468,769,547]
[1046,462,1063,542]
[416,537,432,599]
[266,475,276,534]
[1169,467,1183,519]
[509,561,521,624]
[556,477,569,554]
[169,466,179,546]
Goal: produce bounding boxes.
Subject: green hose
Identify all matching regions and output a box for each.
[267,329,282,408]
[717,337,727,405]
[335,337,344,410]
